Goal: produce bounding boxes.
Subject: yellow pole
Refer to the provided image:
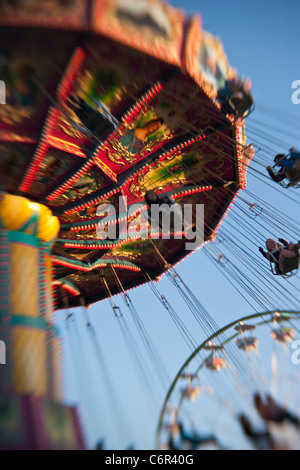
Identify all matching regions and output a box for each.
[0,193,61,399]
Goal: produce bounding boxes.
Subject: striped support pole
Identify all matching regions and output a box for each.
[0,194,85,450]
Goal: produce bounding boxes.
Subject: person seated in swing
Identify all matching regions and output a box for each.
[68,95,118,141]
[267,148,300,185]
[254,393,300,428]
[145,189,175,205]
[258,238,300,275]
[238,414,274,450]
[145,190,181,233]
[177,421,219,449]
[217,78,254,119]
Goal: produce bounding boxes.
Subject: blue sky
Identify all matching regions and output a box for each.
[55,0,300,450]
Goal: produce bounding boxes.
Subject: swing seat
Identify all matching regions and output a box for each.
[230,93,254,118]
[266,166,283,183]
[78,107,117,140]
[285,167,300,188]
[270,256,299,277]
[268,159,300,188]
[221,93,254,119]
[71,97,118,141]
[281,256,299,274]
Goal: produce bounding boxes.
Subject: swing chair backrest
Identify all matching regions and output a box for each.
[219,89,254,119]
[85,109,117,140]
[269,253,299,276]
[274,155,300,188]
[74,98,118,141]
[232,95,254,118]
[282,256,299,274]
[285,168,300,188]
[227,92,254,119]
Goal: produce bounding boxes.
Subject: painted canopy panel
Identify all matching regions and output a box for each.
[0,0,252,308]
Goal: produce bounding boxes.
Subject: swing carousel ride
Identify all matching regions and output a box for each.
[0,0,299,451]
[0,0,253,309]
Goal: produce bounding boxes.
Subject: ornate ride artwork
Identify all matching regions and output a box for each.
[0,0,252,308]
